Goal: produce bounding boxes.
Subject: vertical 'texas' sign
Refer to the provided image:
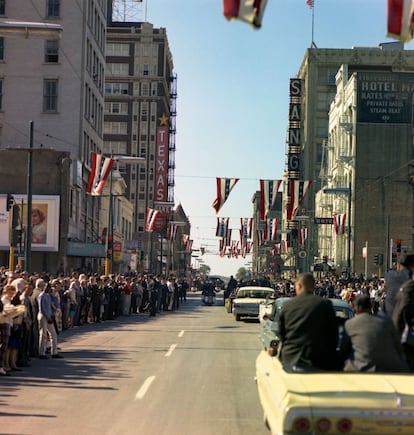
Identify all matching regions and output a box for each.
[155,114,169,202]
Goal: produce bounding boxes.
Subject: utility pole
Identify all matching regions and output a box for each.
[25,121,34,273]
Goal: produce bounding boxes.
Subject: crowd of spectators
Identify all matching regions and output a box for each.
[230,272,386,313]
[0,267,189,376]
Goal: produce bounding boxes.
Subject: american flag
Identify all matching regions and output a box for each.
[219,238,227,257]
[281,239,289,254]
[216,217,229,237]
[299,227,309,246]
[259,179,282,221]
[230,240,239,258]
[240,217,253,239]
[306,0,314,9]
[223,0,269,29]
[387,0,414,42]
[167,222,178,241]
[145,208,160,232]
[256,229,265,246]
[86,152,115,196]
[269,218,279,241]
[334,213,347,235]
[225,228,232,246]
[287,180,313,221]
[212,177,239,213]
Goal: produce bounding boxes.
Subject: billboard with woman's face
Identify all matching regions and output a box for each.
[0,195,59,251]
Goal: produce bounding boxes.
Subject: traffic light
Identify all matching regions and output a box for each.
[396,239,402,254]
[12,228,23,247]
[323,256,328,264]
[106,235,113,259]
[374,254,379,265]
[378,253,384,266]
[6,193,14,211]
[10,205,20,247]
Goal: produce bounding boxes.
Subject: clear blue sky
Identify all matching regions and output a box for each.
[139,0,414,277]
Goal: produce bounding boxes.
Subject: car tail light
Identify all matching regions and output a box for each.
[316,418,331,433]
[337,418,352,433]
[293,417,311,433]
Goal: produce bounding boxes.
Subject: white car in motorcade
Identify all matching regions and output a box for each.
[232,286,275,321]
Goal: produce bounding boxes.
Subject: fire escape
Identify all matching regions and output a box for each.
[168,74,177,203]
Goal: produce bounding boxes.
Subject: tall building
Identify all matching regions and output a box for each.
[0,0,108,273]
[282,43,414,276]
[104,19,177,272]
[317,64,413,275]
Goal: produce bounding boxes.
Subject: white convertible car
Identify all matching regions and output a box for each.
[256,350,414,434]
[232,286,275,321]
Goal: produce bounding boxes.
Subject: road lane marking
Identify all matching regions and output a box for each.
[165,344,177,357]
[178,330,185,338]
[135,376,156,400]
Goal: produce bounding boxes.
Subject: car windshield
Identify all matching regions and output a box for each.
[334,307,353,319]
[237,289,273,298]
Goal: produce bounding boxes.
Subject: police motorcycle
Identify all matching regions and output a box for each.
[201,280,216,306]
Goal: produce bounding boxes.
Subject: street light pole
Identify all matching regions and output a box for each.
[104,155,145,275]
[347,181,352,275]
[25,121,34,273]
[104,170,113,276]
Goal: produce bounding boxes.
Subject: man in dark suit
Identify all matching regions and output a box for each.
[392,280,414,370]
[383,253,414,316]
[278,273,338,372]
[343,295,408,372]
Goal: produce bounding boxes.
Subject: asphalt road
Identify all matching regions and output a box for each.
[1,292,269,435]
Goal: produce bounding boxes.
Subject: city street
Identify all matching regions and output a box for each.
[1,292,268,435]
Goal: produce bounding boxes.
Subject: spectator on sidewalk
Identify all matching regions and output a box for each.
[38,283,63,359]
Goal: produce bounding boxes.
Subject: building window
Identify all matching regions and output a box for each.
[43,79,58,112]
[0,38,4,61]
[46,0,60,18]
[141,82,149,96]
[0,79,3,110]
[104,122,127,135]
[105,82,128,95]
[107,63,129,76]
[45,40,59,63]
[0,1,4,15]
[104,102,128,114]
[327,68,338,85]
[106,43,129,56]
[104,140,127,154]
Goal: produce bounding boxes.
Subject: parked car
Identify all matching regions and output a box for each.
[259,297,354,352]
[256,350,414,435]
[232,286,275,321]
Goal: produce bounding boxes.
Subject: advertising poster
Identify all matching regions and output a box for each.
[0,194,60,251]
[357,72,414,124]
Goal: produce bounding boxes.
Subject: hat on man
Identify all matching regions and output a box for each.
[399,253,414,268]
